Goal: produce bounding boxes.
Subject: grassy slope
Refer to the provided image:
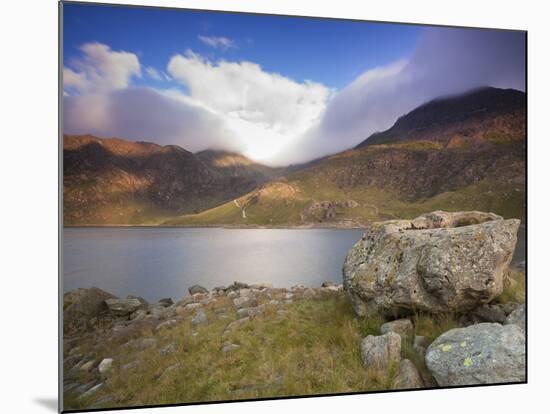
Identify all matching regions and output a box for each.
[164,162,525,227]
[63,269,525,410]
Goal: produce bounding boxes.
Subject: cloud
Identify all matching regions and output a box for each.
[145,66,163,81]
[63,42,141,94]
[64,87,244,153]
[268,27,526,165]
[64,28,525,166]
[167,51,332,161]
[198,35,236,50]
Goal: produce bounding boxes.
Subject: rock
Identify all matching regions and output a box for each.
[302,288,318,298]
[191,309,209,327]
[504,304,526,333]
[343,211,520,317]
[148,304,168,319]
[471,303,509,323]
[78,383,103,400]
[158,298,174,307]
[121,361,139,372]
[321,281,336,288]
[183,303,201,311]
[226,281,249,292]
[98,358,113,375]
[380,319,413,338]
[63,287,116,332]
[237,306,264,318]
[127,295,149,307]
[360,332,401,370]
[233,296,258,309]
[322,285,339,292]
[159,343,177,357]
[105,298,143,317]
[393,359,424,389]
[224,317,251,333]
[155,319,177,331]
[188,285,209,295]
[79,360,95,372]
[222,343,240,353]
[129,309,147,321]
[425,323,525,386]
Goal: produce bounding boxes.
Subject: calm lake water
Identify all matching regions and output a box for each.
[63,226,526,302]
[63,228,364,301]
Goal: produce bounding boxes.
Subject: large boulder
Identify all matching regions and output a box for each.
[343,211,519,317]
[360,332,401,370]
[63,287,116,333]
[425,323,525,386]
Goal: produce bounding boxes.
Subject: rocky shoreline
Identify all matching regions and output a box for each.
[62,210,526,410]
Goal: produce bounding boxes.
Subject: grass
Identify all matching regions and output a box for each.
[65,268,526,410]
[64,294,413,410]
[496,268,526,304]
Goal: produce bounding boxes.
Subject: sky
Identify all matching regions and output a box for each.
[62,2,526,166]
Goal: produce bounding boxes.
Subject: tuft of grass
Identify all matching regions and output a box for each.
[496,269,526,304]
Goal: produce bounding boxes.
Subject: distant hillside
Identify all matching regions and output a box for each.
[167,88,526,227]
[356,87,526,148]
[63,135,280,225]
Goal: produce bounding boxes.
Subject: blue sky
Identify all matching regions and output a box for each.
[63,2,422,90]
[62,2,525,165]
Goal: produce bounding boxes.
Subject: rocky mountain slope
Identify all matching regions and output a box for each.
[167,88,525,227]
[63,135,281,225]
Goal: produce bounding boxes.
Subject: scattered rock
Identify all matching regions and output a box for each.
[393,359,424,389]
[237,306,264,318]
[189,285,209,295]
[343,211,520,317]
[78,383,103,400]
[158,298,174,307]
[321,281,337,288]
[504,304,525,333]
[127,295,149,307]
[471,303,509,323]
[121,361,139,372]
[105,298,143,317]
[129,309,147,321]
[224,317,250,333]
[222,343,240,353]
[155,319,177,331]
[98,358,113,375]
[63,287,116,332]
[148,304,167,319]
[79,360,95,372]
[360,332,401,370]
[191,309,208,327]
[233,296,258,309]
[183,303,201,311]
[380,319,413,338]
[425,323,525,386]
[159,343,177,357]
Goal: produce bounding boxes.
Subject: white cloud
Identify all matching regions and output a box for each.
[166,51,332,161]
[145,66,163,81]
[63,42,141,94]
[198,35,236,50]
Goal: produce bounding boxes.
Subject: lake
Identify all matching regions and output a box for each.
[63,226,526,302]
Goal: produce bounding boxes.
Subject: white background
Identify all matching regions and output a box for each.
[1,0,548,413]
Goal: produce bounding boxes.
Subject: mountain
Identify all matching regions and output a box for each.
[63,135,280,225]
[356,87,525,148]
[166,87,526,227]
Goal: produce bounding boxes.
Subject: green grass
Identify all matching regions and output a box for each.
[64,294,412,410]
